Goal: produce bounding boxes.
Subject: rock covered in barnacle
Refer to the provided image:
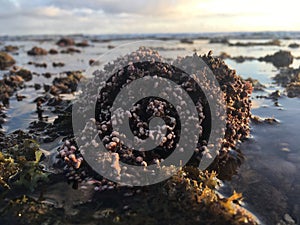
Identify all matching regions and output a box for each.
[174,51,252,179]
[72,47,251,181]
[59,141,83,169]
[75,48,206,177]
[56,138,117,191]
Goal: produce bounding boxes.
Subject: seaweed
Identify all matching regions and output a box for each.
[0,131,49,191]
[0,195,64,225]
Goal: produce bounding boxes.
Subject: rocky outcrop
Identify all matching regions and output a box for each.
[27,47,48,56]
[259,50,293,68]
[0,52,15,70]
[75,40,89,47]
[56,37,75,47]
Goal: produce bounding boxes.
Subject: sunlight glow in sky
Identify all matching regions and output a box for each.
[0,0,299,35]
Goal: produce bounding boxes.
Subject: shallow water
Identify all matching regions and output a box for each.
[1,36,300,224]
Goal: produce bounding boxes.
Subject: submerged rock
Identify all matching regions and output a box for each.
[259,50,293,68]
[0,52,15,70]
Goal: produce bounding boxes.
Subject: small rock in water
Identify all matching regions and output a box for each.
[259,50,293,68]
[27,46,48,56]
[0,51,15,69]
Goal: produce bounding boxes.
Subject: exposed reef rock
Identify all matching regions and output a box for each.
[229,39,280,47]
[27,47,48,56]
[71,48,251,182]
[47,71,84,96]
[259,51,293,68]
[0,52,15,70]
[56,37,75,47]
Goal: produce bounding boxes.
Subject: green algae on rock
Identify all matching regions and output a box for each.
[0,131,49,191]
[0,195,64,225]
[0,168,259,225]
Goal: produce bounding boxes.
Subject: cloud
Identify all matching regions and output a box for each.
[0,0,299,35]
[47,0,182,15]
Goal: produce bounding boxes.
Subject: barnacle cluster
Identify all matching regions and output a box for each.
[66,47,251,182]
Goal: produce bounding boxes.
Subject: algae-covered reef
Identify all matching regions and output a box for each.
[0,130,49,191]
[0,167,259,225]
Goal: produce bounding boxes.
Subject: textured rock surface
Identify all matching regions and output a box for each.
[0,52,15,70]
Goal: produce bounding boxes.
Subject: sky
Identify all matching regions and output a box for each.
[0,0,299,35]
